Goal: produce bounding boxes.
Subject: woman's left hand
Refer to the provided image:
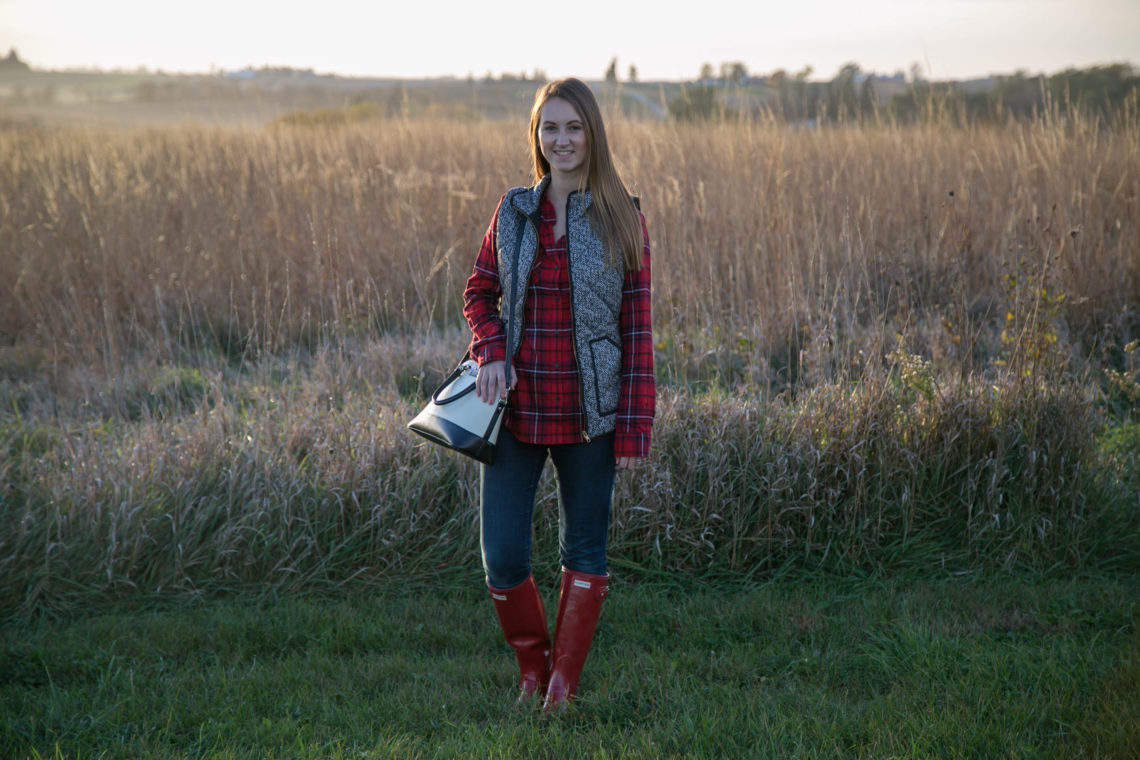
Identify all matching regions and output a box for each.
[615,457,637,471]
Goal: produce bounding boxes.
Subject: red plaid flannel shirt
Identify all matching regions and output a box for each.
[463,194,655,458]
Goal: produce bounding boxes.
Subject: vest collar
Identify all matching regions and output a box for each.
[509,175,593,218]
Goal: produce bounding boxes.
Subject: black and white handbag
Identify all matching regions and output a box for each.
[407,213,525,465]
[406,358,507,464]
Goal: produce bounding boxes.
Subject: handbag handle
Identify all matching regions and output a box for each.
[431,362,478,405]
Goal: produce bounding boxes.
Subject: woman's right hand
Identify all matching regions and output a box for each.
[475,360,517,404]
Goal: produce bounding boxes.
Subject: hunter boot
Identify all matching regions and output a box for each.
[488,574,552,702]
[542,567,609,712]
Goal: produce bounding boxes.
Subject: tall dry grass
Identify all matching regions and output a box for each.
[0,122,517,366]
[1,345,1121,615]
[1,110,1138,614]
[2,115,1137,378]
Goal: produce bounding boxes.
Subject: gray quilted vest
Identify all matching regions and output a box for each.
[496,177,625,441]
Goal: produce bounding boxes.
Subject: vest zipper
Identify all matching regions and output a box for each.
[563,192,591,442]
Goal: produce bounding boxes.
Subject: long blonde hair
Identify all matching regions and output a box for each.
[529,78,644,271]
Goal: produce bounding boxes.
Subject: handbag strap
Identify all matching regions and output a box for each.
[500,211,526,395]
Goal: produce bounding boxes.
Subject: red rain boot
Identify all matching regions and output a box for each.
[488,574,552,702]
[542,568,609,712]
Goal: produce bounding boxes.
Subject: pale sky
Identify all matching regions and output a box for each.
[2,0,1138,81]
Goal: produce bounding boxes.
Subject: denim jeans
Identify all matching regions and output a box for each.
[480,428,616,589]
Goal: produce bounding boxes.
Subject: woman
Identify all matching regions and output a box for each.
[462,77,655,711]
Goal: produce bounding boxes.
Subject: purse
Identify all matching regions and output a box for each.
[407,212,525,465]
[406,357,506,464]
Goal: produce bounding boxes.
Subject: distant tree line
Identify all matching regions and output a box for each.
[886,64,1140,124]
[667,61,1139,125]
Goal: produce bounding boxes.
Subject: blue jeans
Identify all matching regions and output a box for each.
[480,429,616,589]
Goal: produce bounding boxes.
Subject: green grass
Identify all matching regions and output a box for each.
[2,574,1137,759]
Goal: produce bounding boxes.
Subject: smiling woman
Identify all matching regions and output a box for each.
[538,99,588,186]
[462,77,654,712]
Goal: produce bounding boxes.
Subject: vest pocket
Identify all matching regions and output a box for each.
[589,337,621,417]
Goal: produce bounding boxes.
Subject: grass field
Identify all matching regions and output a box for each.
[2,109,1138,610]
[1,91,1138,757]
[3,574,1138,759]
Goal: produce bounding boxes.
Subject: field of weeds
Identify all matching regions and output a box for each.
[1,109,1139,615]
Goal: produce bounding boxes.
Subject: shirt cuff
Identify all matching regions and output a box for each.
[474,339,506,365]
[615,429,652,459]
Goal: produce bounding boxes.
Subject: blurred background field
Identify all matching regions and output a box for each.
[1,67,1139,617]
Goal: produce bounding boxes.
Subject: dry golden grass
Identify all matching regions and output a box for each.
[2,114,1136,380]
[1,111,1138,613]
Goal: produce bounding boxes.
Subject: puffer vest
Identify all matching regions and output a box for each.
[496,177,625,441]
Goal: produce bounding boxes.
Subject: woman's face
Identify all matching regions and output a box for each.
[538,97,588,180]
